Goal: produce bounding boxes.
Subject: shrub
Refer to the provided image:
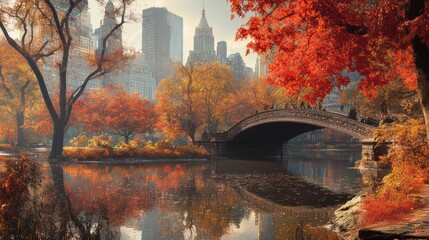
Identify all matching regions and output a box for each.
[63,147,108,160]
[0,154,42,237]
[69,134,89,147]
[0,144,12,150]
[88,134,113,150]
[376,118,429,169]
[362,195,416,225]
[362,118,429,225]
[114,140,140,158]
[63,139,208,160]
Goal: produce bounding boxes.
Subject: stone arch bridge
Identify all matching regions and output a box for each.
[201,109,383,167]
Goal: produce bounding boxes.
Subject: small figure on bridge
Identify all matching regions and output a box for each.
[348,109,357,120]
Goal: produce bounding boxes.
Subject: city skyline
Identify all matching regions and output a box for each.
[88,0,257,69]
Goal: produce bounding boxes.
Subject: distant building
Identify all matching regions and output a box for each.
[322,71,361,111]
[119,54,157,100]
[228,53,245,81]
[40,1,99,94]
[142,7,183,85]
[216,41,228,65]
[244,66,254,80]
[188,8,216,63]
[95,0,124,87]
[255,53,270,78]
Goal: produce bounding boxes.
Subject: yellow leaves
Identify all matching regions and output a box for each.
[155,62,237,141]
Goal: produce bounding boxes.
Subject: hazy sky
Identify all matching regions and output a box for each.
[88,0,256,68]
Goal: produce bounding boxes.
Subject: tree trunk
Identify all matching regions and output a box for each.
[49,163,87,237]
[124,135,129,144]
[49,122,65,159]
[16,111,25,146]
[412,36,429,145]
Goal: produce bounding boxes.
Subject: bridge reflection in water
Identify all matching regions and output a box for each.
[52,150,359,239]
[1,148,365,239]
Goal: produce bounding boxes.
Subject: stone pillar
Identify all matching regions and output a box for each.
[359,138,378,169]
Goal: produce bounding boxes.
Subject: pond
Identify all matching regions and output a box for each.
[1,148,364,239]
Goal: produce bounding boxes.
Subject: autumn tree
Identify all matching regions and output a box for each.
[72,87,114,135]
[74,86,156,143]
[0,112,15,144]
[156,62,237,142]
[0,0,134,158]
[229,0,429,143]
[0,41,39,146]
[198,62,237,133]
[342,77,421,122]
[104,87,156,143]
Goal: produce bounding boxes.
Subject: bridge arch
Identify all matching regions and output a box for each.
[203,109,381,166]
[216,109,375,142]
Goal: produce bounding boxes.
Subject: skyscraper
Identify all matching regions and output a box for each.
[216,41,228,65]
[255,53,271,78]
[142,7,183,85]
[39,0,97,94]
[120,54,157,100]
[94,0,124,86]
[97,0,123,55]
[228,53,245,81]
[188,8,216,63]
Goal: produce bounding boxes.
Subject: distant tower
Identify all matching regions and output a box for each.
[216,41,228,64]
[97,0,123,56]
[228,53,245,81]
[188,8,216,63]
[95,0,123,86]
[142,7,183,85]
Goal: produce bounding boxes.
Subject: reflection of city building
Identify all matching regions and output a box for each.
[142,7,183,85]
[188,8,216,63]
[257,211,274,240]
[141,209,161,239]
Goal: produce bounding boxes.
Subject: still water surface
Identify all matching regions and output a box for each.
[57,149,362,239]
[0,148,363,239]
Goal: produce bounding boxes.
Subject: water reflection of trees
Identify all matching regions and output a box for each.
[63,163,251,239]
[0,158,119,239]
[1,159,342,239]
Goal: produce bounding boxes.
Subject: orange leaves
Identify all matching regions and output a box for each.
[376,118,429,168]
[393,47,418,90]
[63,143,208,160]
[73,85,156,142]
[362,118,429,225]
[228,0,428,104]
[0,154,42,234]
[362,196,416,225]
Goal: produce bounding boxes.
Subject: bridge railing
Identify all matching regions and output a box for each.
[206,108,377,142]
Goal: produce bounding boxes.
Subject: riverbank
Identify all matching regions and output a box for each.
[359,185,429,239]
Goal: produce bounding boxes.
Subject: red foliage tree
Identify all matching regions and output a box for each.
[105,88,156,143]
[229,0,429,142]
[74,86,156,143]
